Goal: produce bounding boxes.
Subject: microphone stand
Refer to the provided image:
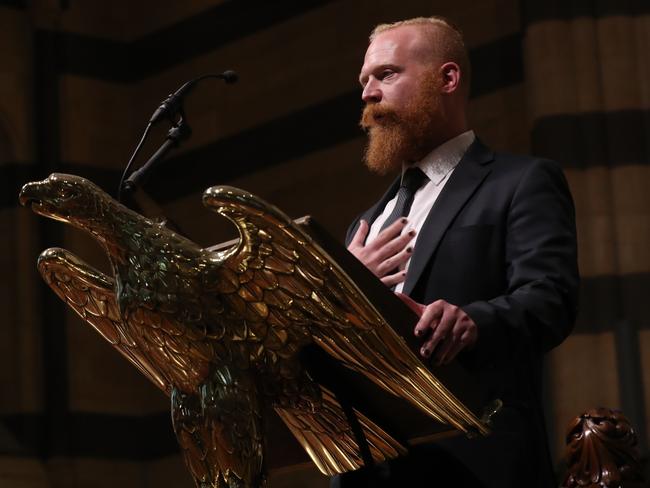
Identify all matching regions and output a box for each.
[116,70,238,231]
[117,112,190,234]
[121,114,191,195]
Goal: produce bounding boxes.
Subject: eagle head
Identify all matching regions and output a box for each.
[19,173,112,229]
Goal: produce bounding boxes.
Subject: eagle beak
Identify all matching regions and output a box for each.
[19,181,44,207]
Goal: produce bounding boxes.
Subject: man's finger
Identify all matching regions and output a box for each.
[376,245,413,275]
[414,302,443,339]
[375,229,416,262]
[374,217,408,246]
[380,271,406,287]
[435,331,459,365]
[420,307,454,357]
[349,219,369,247]
[440,329,473,365]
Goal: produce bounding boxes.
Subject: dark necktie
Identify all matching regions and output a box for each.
[379,167,428,233]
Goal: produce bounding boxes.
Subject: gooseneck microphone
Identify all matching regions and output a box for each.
[148,70,238,125]
[118,70,238,201]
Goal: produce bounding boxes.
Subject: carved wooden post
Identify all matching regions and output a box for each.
[562,408,647,488]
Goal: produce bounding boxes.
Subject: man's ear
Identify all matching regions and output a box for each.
[439,62,461,94]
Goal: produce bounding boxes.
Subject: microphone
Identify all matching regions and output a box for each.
[118,70,238,200]
[148,70,238,125]
[220,70,238,84]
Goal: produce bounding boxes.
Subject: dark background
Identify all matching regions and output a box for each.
[1,0,648,486]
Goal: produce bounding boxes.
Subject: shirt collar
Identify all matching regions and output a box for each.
[402,130,475,186]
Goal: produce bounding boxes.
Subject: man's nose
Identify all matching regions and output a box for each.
[361,79,382,103]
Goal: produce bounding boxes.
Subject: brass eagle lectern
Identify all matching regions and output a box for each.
[20,174,491,488]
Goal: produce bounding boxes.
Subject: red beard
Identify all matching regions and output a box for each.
[360,75,445,175]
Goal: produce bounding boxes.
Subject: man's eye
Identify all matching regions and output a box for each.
[380,70,395,80]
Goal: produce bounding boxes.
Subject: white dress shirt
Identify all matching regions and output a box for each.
[367,130,476,292]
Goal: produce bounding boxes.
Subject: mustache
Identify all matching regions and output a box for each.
[360,104,400,131]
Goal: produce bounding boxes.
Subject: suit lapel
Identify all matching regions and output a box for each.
[402,140,494,295]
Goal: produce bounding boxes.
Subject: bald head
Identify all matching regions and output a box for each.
[369,17,471,99]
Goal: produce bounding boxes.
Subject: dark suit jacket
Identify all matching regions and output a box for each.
[339,139,579,488]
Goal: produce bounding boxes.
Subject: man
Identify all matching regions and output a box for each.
[337,17,579,488]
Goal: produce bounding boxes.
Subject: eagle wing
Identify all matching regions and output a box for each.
[202,186,488,438]
[275,384,406,476]
[37,247,168,393]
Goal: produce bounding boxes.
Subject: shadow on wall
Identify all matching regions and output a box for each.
[0,115,17,208]
[0,113,15,163]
